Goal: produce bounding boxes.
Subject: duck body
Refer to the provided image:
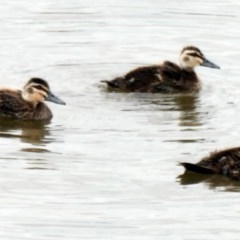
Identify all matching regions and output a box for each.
[102,46,220,93]
[103,61,199,93]
[0,89,52,120]
[0,78,65,121]
[180,147,240,180]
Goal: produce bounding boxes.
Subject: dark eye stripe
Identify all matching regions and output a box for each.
[188,53,203,58]
[34,85,48,92]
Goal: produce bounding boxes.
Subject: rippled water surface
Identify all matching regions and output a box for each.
[1,0,240,239]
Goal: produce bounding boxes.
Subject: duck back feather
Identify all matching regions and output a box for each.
[180,147,240,180]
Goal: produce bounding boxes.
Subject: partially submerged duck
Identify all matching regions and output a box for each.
[102,46,220,93]
[180,147,240,180]
[0,78,65,120]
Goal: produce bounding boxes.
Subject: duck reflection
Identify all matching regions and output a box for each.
[177,171,240,192]
[173,93,201,127]
[0,118,59,170]
[146,92,202,127]
[21,146,57,171]
[0,118,51,144]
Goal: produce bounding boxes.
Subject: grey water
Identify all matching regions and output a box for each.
[0,0,240,239]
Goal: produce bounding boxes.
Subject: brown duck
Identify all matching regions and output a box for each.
[102,46,220,93]
[180,147,240,180]
[0,77,65,120]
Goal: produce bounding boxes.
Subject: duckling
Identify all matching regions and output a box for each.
[0,77,65,120]
[102,46,220,93]
[180,147,240,180]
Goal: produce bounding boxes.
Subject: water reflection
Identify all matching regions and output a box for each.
[21,147,57,171]
[102,87,202,123]
[177,171,240,192]
[25,155,56,171]
[174,94,202,127]
[0,119,56,170]
[151,93,201,127]
[21,148,51,153]
[0,118,51,144]
[145,93,202,128]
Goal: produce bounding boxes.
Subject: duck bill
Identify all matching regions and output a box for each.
[46,92,66,105]
[201,58,220,69]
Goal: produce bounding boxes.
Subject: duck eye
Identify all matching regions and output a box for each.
[183,56,189,62]
[27,87,34,93]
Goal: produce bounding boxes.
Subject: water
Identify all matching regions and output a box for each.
[0,0,240,239]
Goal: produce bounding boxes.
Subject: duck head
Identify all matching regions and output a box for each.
[179,46,220,70]
[22,78,66,106]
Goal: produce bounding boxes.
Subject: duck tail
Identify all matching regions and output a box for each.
[179,162,214,174]
[101,77,123,88]
[100,80,117,88]
[100,80,110,83]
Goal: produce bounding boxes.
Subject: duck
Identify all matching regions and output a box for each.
[101,46,220,93]
[180,147,240,180]
[0,77,65,120]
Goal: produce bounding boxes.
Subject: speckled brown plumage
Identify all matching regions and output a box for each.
[0,89,52,120]
[102,46,219,93]
[0,78,65,121]
[180,147,240,180]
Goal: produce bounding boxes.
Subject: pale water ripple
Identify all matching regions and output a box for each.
[0,0,239,239]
